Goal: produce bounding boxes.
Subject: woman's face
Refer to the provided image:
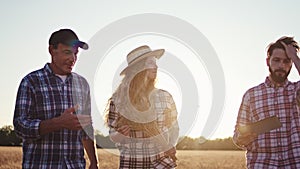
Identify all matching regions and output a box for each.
[145,57,158,80]
[147,68,157,80]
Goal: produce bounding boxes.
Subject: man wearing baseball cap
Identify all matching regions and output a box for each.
[13,28,99,168]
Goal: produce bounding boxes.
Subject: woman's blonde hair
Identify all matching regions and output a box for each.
[104,69,156,125]
[129,69,155,111]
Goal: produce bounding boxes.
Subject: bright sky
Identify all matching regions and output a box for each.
[2,0,300,139]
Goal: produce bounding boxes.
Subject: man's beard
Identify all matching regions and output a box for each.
[269,67,291,83]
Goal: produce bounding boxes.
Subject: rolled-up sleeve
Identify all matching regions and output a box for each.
[82,88,95,140]
[233,91,251,149]
[13,78,41,140]
[166,92,179,147]
[107,101,120,139]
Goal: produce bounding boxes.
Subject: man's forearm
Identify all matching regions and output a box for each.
[39,117,62,136]
[82,138,99,166]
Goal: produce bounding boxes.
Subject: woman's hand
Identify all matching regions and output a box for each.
[117,125,131,136]
[110,125,131,143]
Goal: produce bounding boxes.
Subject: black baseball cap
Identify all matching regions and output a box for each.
[49,29,89,50]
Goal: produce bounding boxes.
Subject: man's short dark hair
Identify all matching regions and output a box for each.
[267,36,299,58]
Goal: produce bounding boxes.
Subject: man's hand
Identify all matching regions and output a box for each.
[281,42,298,60]
[88,162,99,169]
[281,41,300,75]
[39,106,92,135]
[58,106,92,130]
[82,138,99,169]
[237,131,257,147]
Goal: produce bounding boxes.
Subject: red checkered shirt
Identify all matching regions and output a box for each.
[233,77,300,168]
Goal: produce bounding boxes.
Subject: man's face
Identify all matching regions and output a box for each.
[267,48,292,83]
[50,43,78,75]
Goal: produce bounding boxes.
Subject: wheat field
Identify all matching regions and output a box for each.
[0,147,246,169]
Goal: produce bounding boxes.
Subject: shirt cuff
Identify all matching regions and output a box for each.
[31,119,42,139]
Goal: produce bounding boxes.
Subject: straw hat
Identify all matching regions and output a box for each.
[120,45,165,75]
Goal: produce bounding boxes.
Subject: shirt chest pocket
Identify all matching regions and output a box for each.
[251,90,295,118]
[34,85,61,119]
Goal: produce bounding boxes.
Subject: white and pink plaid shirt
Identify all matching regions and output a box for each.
[233,77,300,168]
[108,89,179,169]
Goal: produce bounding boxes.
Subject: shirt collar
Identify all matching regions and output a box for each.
[44,63,53,75]
[264,77,291,88]
[44,63,73,81]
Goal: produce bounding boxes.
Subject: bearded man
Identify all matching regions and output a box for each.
[233,36,300,168]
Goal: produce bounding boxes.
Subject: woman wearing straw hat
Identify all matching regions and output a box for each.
[106,45,179,168]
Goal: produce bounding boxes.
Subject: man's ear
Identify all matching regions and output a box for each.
[49,45,53,55]
[49,45,55,56]
[266,57,270,67]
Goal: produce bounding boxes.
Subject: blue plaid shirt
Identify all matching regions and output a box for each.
[13,63,93,169]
